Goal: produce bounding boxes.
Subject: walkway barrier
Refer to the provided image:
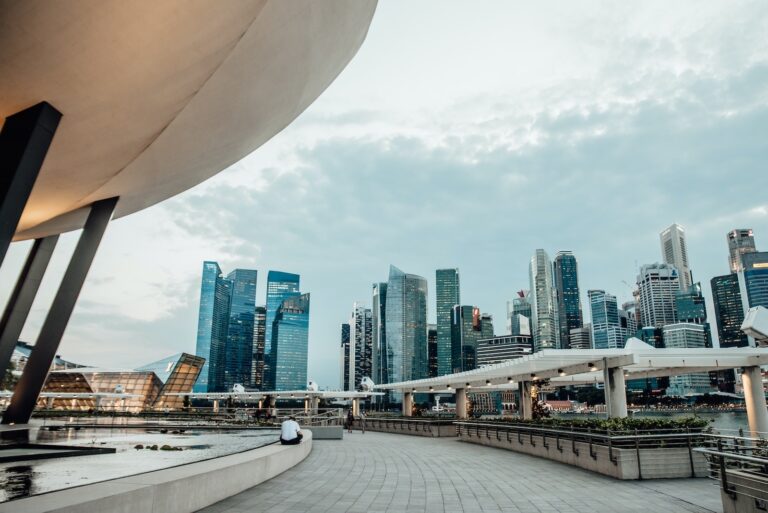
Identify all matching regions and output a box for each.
[359,417,457,437]
[695,439,768,513]
[455,421,712,480]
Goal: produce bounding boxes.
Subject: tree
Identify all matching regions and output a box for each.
[1,361,18,391]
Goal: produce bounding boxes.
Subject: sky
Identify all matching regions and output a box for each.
[2,1,768,388]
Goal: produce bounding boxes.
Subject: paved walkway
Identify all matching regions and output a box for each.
[198,432,722,513]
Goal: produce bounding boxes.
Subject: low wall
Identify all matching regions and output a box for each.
[457,424,708,480]
[360,418,456,437]
[2,430,313,513]
[720,470,768,513]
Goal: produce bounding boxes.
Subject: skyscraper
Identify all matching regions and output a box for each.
[739,252,768,310]
[343,303,373,391]
[529,249,558,351]
[637,263,679,328]
[223,269,257,391]
[660,224,693,290]
[663,323,712,396]
[271,293,310,391]
[553,251,583,349]
[569,325,592,349]
[427,324,438,378]
[371,282,387,385]
[727,228,756,273]
[711,274,747,348]
[251,306,266,389]
[508,290,532,336]
[384,265,428,387]
[264,271,300,389]
[588,290,629,349]
[450,306,493,372]
[193,262,232,392]
[340,323,351,391]
[435,269,460,376]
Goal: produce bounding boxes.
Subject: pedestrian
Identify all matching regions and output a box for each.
[279,415,303,445]
[346,409,354,433]
[360,411,366,434]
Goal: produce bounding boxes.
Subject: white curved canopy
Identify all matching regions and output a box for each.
[0,0,377,240]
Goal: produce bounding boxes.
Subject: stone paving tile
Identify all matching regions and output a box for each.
[196,432,722,513]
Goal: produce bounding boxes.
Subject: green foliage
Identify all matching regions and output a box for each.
[496,416,711,432]
[1,361,18,390]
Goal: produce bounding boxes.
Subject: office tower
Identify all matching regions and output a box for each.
[727,228,756,273]
[569,325,592,349]
[427,324,438,378]
[264,271,300,389]
[739,252,768,309]
[476,335,532,366]
[529,249,558,351]
[435,269,460,376]
[271,293,310,391]
[622,300,639,330]
[660,223,693,290]
[675,283,711,345]
[223,269,257,391]
[637,263,679,328]
[251,306,266,389]
[553,251,583,349]
[711,274,748,348]
[619,308,637,336]
[193,262,231,392]
[384,265,428,386]
[371,282,387,385]
[345,303,373,391]
[662,323,712,395]
[340,323,351,391]
[509,290,532,336]
[450,305,493,372]
[588,290,629,349]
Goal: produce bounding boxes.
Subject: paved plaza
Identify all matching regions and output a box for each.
[198,432,722,513]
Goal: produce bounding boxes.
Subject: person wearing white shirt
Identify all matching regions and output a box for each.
[280,416,303,445]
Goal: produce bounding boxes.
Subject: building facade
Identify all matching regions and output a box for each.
[251,306,266,389]
[435,269,460,376]
[588,290,629,349]
[637,263,679,329]
[342,303,373,391]
[553,251,583,349]
[451,305,493,372]
[569,325,592,349]
[193,261,232,392]
[427,324,438,378]
[264,271,301,389]
[508,290,532,336]
[529,249,558,351]
[660,223,693,290]
[711,273,748,348]
[663,323,712,396]
[340,322,351,391]
[271,293,310,391]
[728,228,756,273]
[223,269,257,391]
[476,335,532,366]
[372,282,388,386]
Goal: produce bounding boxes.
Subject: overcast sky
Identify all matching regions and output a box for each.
[2,1,767,388]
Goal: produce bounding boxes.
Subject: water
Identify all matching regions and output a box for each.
[0,427,279,503]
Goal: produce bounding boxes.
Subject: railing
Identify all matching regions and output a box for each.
[695,445,768,509]
[363,417,456,435]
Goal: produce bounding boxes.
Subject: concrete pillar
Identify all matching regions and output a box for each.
[45,396,53,409]
[212,399,219,413]
[304,399,309,413]
[311,397,320,414]
[352,398,360,416]
[518,381,532,420]
[604,366,628,418]
[403,392,413,417]
[455,388,468,419]
[742,366,768,436]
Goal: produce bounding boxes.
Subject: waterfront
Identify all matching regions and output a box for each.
[554,410,750,433]
[0,427,278,503]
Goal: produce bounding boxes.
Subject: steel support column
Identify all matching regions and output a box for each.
[0,235,59,379]
[0,102,62,265]
[2,198,117,425]
[455,387,468,419]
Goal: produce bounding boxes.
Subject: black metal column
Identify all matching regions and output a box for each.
[0,235,59,380]
[2,197,117,425]
[0,102,62,266]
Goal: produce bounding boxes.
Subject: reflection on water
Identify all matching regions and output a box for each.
[0,428,278,503]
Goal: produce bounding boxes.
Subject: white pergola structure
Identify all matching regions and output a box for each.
[375,339,768,435]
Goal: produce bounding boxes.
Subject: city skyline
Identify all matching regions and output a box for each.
[1,1,767,389]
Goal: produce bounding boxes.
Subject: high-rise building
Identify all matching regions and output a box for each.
[450,306,493,372]
[264,271,300,389]
[435,269,460,376]
[739,251,768,309]
[223,269,257,391]
[663,323,712,396]
[427,324,438,378]
[675,282,711,346]
[553,251,583,349]
[271,293,310,391]
[343,303,373,391]
[660,223,693,290]
[193,262,232,392]
[529,249,558,351]
[476,335,532,366]
[508,290,532,336]
[384,266,428,386]
[251,306,266,389]
[588,290,629,349]
[371,282,387,386]
[569,325,592,349]
[340,323,351,391]
[711,273,748,348]
[727,228,756,273]
[637,263,679,328]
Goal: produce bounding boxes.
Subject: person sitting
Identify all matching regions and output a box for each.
[280,416,303,445]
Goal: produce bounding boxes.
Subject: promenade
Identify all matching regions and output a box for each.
[198,432,722,513]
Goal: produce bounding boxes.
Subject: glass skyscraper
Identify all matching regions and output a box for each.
[529,249,558,351]
[711,273,748,348]
[553,251,583,349]
[427,324,438,378]
[740,252,768,309]
[271,293,310,391]
[372,282,387,386]
[435,269,460,376]
[508,290,532,336]
[588,289,628,349]
[251,306,266,389]
[264,271,300,389]
[340,322,351,390]
[341,303,372,391]
[193,262,232,392]
[660,223,693,290]
[451,305,494,372]
[223,269,257,391]
[384,265,428,387]
[727,228,756,273]
[637,263,679,328]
